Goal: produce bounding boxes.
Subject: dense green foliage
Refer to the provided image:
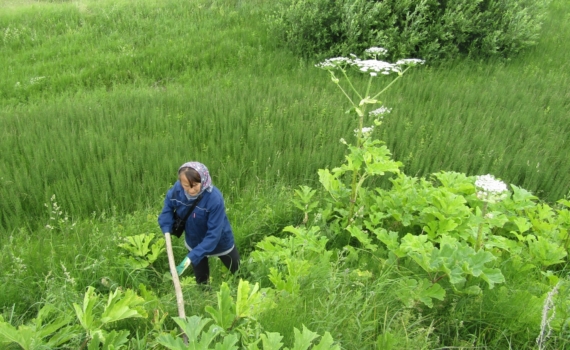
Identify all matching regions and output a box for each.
[1,0,570,348]
[268,0,551,61]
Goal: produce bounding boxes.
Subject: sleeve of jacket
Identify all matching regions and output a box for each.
[187,196,225,265]
[158,187,175,234]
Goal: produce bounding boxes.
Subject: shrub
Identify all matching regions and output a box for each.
[268,0,552,61]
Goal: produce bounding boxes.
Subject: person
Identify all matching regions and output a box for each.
[158,161,240,284]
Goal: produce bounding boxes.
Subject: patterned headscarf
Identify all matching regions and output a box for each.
[178,162,213,196]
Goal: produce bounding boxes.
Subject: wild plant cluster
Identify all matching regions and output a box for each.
[267,0,551,61]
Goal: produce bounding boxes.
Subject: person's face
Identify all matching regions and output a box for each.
[180,175,201,196]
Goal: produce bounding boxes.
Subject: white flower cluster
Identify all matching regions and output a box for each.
[30,76,46,85]
[352,59,401,76]
[369,106,392,117]
[365,47,388,57]
[475,174,509,202]
[316,48,425,77]
[314,57,353,70]
[395,58,426,66]
[354,126,374,136]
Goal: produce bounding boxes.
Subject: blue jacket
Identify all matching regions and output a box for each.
[158,181,235,265]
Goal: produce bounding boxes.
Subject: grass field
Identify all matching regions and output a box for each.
[1,0,569,232]
[1,1,570,348]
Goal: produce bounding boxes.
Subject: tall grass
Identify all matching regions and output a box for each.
[1,0,569,233]
[0,0,355,230]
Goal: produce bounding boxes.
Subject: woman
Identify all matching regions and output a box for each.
[158,161,240,284]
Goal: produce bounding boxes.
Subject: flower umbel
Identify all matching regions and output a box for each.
[365,47,388,58]
[395,58,426,67]
[314,57,353,70]
[315,48,425,78]
[355,126,374,136]
[369,106,392,117]
[475,174,509,202]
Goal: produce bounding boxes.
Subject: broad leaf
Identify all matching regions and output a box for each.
[214,333,239,350]
[290,325,319,350]
[260,332,284,350]
[205,283,235,330]
[100,288,147,325]
[74,286,100,332]
[312,331,340,350]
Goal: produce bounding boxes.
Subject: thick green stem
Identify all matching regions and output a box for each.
[476,202,488,251]
[346,110,365,226]
[341,68,363,101]
[333,74,357,107]
[371,67,410,100]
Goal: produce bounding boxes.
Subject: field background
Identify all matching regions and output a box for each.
[0,0,569,232]
[0,0,569,348]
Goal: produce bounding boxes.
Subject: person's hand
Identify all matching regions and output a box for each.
[176,256,191,276]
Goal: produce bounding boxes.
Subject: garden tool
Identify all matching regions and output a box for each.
[164,232,189,344]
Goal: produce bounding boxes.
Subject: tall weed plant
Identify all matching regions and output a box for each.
[268,0,552,61]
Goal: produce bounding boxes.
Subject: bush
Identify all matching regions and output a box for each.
[268,0,552,61]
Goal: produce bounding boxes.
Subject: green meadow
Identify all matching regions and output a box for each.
[1,0,570,348]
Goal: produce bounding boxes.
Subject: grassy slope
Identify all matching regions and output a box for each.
[1,0,569,233]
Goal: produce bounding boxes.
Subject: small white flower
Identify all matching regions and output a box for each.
[355,126,374,136]
[340,138,347,145]
[395,58,425,66]
[365,47,388,57]
[315,57,353,70]
[369,106,392,117]
[29,76,46,85]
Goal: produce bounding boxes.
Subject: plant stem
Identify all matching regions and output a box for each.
[371,67,410,100]
[346,108,366,226]
[335,82,357,109]
[476,202,488,251]
[341,68,363,101]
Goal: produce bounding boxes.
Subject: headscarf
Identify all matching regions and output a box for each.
[178,161,213,199]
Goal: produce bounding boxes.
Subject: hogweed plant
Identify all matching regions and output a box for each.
[315,47,425,223]
[474,174,509,250]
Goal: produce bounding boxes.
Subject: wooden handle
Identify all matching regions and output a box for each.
[164,232,188,344]
[164,232,186,318]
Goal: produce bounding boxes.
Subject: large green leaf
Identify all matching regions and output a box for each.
[205,283,236,330]
[0,320,33,350]
[400,234,433,271]
[312,332,340,350]
[235,280,275,321]
[290,325,319,350]
[529,237,567,267]
[170,316,216,348]
[480,268,506,289]
[214,333,239,350]
[0,304,79,350]
[87,330,130,350]
[374,228,406,257]
[346,225,377,251]
[74,286,100,332]
[100,288,147,325]
[260,332,284,350]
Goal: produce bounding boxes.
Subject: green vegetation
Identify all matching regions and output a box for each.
[1,0,570,348]
[268,0,552,61]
